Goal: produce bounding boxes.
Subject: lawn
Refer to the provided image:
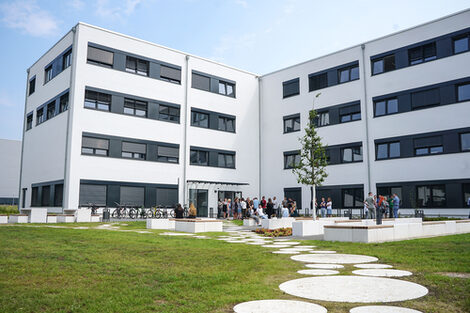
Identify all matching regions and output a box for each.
[0,223,469,313]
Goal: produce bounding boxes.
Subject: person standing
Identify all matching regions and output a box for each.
[253,197,259,213]
[261,196,267,210]
[227,198,232,219]
[387,195,394,218]
[365,192,376,219]
[266,198,274,219]
[241,197,247,219]
[326,197,333,217]
[393,193,400,218]
[217,199,223,219]
[273,196,279,218]
[233,198,239,220]
[282,197,288,210]
[320,198,327,218]
[223,198,228,219]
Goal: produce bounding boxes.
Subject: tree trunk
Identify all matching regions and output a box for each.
[311,185,317,220]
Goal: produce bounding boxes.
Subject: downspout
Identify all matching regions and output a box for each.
[361,44,372,194]
[63,26,78,212]
[182,55,190,206]
[258,76,262,198]
[18,69,30,210]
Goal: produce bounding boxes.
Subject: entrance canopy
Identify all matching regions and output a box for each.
[186,180,249,186]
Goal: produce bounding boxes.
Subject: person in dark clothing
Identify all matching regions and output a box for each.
[266,198,274,219]
[175,203,184,219]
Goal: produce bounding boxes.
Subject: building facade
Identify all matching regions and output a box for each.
[19,10,470,216]
[0,139,21,205]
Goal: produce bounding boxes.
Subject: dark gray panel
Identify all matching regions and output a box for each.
[149,62,160,79]
[156,188,178,207]
[436,37,453,58]
[82,137,109,149]
[87,46,114,65]
[192,73,211,91]
[145,186,156,208]
[113,52,126,71]
[122,141,146,154]
[414,136,442,148]
[107,185,120,207]
[79,184,107,206]
[160,65,181,82]
[109,139,121,158]
[111,95,124,114]
[120,186,145,206]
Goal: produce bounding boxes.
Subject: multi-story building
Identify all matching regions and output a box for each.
[0,139,21,205]
[19,9,470,217]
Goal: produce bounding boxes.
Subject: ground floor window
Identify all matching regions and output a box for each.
[189,189,208,217]
[342,188,364,208]
[416,185,446,208]
[376,186,402,199]
[463,184,470,207]
[79,184,107,206]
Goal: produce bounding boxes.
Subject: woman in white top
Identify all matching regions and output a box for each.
[326,197,333,217]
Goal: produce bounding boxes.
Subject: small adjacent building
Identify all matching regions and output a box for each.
[0,139,21,205]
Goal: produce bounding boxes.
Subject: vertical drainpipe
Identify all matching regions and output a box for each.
[258,76,262,198]
[63,26,78,211]
[18,70,30,210]
[361,44,372,194]
[182,55,190,205]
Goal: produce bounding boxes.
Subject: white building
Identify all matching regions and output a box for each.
[0,139,21,205]
[19,10,470,216]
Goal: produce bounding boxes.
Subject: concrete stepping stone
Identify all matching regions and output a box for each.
[279,248,313,252]
[354,264,393,269]
[279,276,428,303]
[273,250,300,254]
[309,250,336,254]
[226,240,245,243]
[297,245,316,248]
[305,264,344,269]
[262,244,290,248]
[297,269,339,275]
[273,241,300,245]
[352,269,412,277]
[350,305,423,313]
[194,235,208,239]
[291,253,378,264]
[273,238,291,242]
[160,232,194,236]
[247,242,271,245]
[233,299,327,313]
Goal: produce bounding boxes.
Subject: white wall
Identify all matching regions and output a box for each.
[0,139,21,199]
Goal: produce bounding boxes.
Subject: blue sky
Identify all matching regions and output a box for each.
[1,0,469,140]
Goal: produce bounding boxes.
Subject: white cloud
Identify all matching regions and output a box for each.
[95,0,144,19]
[0,0,59,37]
[69,0,85,10]
[234,0,248,8]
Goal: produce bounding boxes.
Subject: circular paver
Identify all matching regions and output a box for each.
[279,276,428,303]
[291,253,378,264]
[305,264,344,269]
[273,241,300,245]
[233,299,327,313]
[160,232,194,236]
[352,269,413,277]
[279,247,313,252]
[262,244,290,248]
[226,240,245,243]
[309,250,336,254]
[247,242,271,245]
[273,238,291,242]
[297,245,316,248]
[273,250,300,254]
[354,264,393,269]
[350,305,423,313]
[297,269,339,275]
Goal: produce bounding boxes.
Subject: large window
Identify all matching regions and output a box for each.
[377,186,402,199]
[414,136,443,156]
[375,98,398,116]
[26,114,33,131]
[338,64,359,83]
[190,149,208,166]
[81,136,109,156]
[339,104,361,123]
[31,187,39,207]
[79,184,107,206]
[87,46,114,67]
[160,65,181,83]
[54,184,63,207]
[120,186,145,207]
[284,151,301,169]
[283,78,300,98]
[457,83,470,102]
[417,185,446,208]
[461,133,470,151]
[62,50,72,70]
[408,42,436,65]
[453,34,469,54]
[157,146,179,163]
[29,77,35,95]
[41,186,50,207]
[411,88,440,110]
[316,112,330,127]
[45,65,53,83]
[125,56,149,76]
[192,73,211,91]
[46,101,55,120]
[218,116,235,132]
[376,142,400,160]
[341,146,362,163]
[284,115,300,133]
[463,184,470,207]
[218,153,235,168]
[191,111,209,128]
[36,108,45,125]
[122,142,146,160]
[218,80,235,97]
[124,98,147,117]
[342,188,364,208]
[372,55,395,75]
[158,105,180,122]
[84,90,111,111]
[309,72,328,91]
[59,92,69,113]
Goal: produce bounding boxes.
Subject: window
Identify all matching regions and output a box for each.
[284,115,300,133]
[316,112,329,127]
[376,142,400,159]
[36,108,45,125]
[284,151,301,169]
[41,185,50,207]
[120,186,145,207]
[54,184,63,207]
[339,104,361,123]
[46,101,56,120]
[309,72,328,91]
[29,77,36,95]
[463,184,470,207]
[342,188,364,208]
[125,56,149,76]
[62,50,72,70]
[338,64,359,83]
[283,78,300,98]
[192,73,211,91]
[461,133,470,151]
[190,149,208,166]
[408,42,436,65]
[122,142,146,160]
[411,88,440,110]
[453,35,469,54]
[84,90,111,111]
[457,83,470,102]
[218,80,235,97]
[159,105,180,122]
[377,186,403,199]
[417,185,446,208]
[87,46,114,67]
[414,136,443,156]
[157,146,179,163]
[81,136,109,156]
[31,187,39,207]
[218,116,235,132]
[160,65,181,83]
[124,98,147,117]
[191,111,209,128]
[26,114,33,131]
[59,93,69,113]
[218,153,235,168]
[375,98,398,116]
[341,146,362,163]
[45,65,53,83]
[372,55,395,75]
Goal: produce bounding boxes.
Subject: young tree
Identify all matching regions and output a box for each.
[292,93,329,219]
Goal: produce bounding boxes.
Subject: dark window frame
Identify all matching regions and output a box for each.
[218,116,235,133]
[371,54,396,75]
[457,82,470,102]
[44,65,53,84]
[159,65,181,84]
[62,49,72,70]
[452,33,470,55]
[59,92,69,113]
[26,113,33,131]
[158,104,180,123]
[84,90,112,111]
[342,188,364,209]
[408,42,437,65]
[218,153,235,168]
[316,111,330,127]
[338,64,359,84]
[28,77,36,96]
[125,56,149,76]
[81,136,109,157]
[218,80,235,97]
[121,141,146,160]
[282,78,300,99]
[124,98,148,117]
[376,141,400,160]
[190,149,209,166]
[374,97,399,117]
[46,101,56,120]
[460,132,470,152]
[156,145,179,164]
[416,184,446,208]
[191,111,209,128]
[87,45,114,68]
[283,114,301,134]
[341,145,363,163]
[36,107,45,125]
[284,151,301,169]
[309,72,328,92]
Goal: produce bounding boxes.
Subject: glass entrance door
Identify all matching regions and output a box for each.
[189,189,208,217]
[218,191,242,217]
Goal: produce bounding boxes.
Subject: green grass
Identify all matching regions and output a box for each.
[0,205,19,215]
[0,224,469,313]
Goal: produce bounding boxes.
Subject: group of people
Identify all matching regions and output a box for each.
[364,192,400,219]
[217,196,299,224]
[315,198,333,217]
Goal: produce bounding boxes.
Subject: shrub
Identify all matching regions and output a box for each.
[0,205,19,215]
[255,227,292,237]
